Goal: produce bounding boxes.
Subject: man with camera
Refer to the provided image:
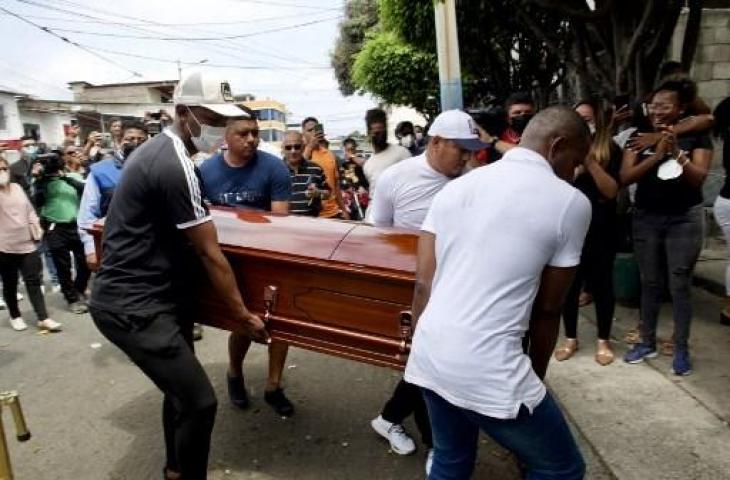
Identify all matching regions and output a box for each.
[32,149,90,314]
[78,121,149,270]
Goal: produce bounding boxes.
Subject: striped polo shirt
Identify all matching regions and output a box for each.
[287,161,329,217]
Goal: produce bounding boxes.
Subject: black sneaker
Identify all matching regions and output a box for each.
[264,388,295,417]
[227,374,249,409]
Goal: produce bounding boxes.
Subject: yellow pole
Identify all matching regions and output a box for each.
[0,391,31,480]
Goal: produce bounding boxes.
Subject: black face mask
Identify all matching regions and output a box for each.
[121,142,138,160]
[371,131,388,149]
[510,114,534,134]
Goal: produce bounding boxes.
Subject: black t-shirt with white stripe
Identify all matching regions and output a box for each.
[90,129,210,316]
[288,161,329,217]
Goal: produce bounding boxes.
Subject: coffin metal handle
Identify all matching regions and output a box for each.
[399,310,413,354]
[264,285,279,321]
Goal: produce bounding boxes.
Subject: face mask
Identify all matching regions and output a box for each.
[187,107,225,153]
[0,171,9,186]
[23,146,38,158]
[510,114,533,134]
[121,142,138,161]
[400,134,414,149]
[371,131,388,149]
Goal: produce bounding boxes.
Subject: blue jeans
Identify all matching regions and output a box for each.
[422,389,585,480]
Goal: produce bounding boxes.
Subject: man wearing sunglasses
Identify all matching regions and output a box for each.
[282,131,330,217]
[198,114,296,418]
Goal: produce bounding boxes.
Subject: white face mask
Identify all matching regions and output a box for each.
[187,107,225,153]
[0,171,9,186]
[400,134,414,149]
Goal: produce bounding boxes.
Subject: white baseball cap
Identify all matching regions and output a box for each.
[427,109,490,151]
[173,70,250,118]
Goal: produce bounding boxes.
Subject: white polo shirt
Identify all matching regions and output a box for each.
[404,147,591,419]
[369,153,450,230]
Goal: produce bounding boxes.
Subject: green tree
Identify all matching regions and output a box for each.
[331,0,379,96]
[333,0,702,116]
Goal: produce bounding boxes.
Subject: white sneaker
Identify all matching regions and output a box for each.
[51,284,61,294]
[40,285,46,295]
[16,292,24,301]
[426,448,434,476]
[371,415,416,455]
[38,318,62,332]
[9,317,28,331]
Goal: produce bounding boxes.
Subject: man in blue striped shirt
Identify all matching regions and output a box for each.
[282,131,330,217]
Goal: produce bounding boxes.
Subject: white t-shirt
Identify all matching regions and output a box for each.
[404,147,591,420]
[363,144,411,199]
[370,153,450,230]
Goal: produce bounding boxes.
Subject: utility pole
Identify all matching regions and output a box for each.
[433,0,463,111]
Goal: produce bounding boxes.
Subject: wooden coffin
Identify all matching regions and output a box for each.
[90,208,418,370]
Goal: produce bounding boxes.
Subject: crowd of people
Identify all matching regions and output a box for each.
[1,64,729,480]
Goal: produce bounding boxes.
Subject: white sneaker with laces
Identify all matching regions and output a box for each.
[426,448,434,476]
[38,318,62,332]
[9,317,28,331]
[370,415,416,455]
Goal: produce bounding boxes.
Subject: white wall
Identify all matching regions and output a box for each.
[0,93,24,139]
[385,106,428,143]
[19,110,74,147]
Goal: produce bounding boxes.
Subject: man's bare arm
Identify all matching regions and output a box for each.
[411,232,437,328]
[184,220,269,343]
[528,265,578,380]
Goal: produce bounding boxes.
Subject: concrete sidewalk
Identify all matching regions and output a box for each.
[548,241,730,480]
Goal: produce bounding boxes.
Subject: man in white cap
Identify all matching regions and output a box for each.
[368,110,487,474]
[404,106,592,479]
[88,71,269,480]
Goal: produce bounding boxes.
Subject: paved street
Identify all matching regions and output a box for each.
[1,286,614,480]
[4,245,730,479]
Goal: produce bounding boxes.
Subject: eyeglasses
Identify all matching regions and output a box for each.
[284,144,303,151]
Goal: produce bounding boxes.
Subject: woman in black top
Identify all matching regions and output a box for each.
[554,100,620,365]
[711,96,730,326]
[621,79,713,375]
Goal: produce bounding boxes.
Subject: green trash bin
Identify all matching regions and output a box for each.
[614,252,641,307]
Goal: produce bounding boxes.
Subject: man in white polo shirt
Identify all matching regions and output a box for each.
[369,110,487,473]
[404,106,592,479]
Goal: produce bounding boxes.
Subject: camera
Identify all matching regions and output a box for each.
[467,104,507,138]
[35,151,65,177]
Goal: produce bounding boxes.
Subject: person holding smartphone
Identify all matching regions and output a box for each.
[621,78,713,376]
[301,117,349,219]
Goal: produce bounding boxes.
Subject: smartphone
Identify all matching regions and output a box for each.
[100,132,113,149]
[613,94,630,110]
[314,123,324,135]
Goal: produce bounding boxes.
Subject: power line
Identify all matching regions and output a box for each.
[0,6,143,78]
[14,0,330,69]
[45,16,342,41]
[0,9,340,26]
[82,44,330,70]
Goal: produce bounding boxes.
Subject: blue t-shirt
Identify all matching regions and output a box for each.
[199,150,291,210]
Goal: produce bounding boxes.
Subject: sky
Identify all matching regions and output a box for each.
[0,0,377,136]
